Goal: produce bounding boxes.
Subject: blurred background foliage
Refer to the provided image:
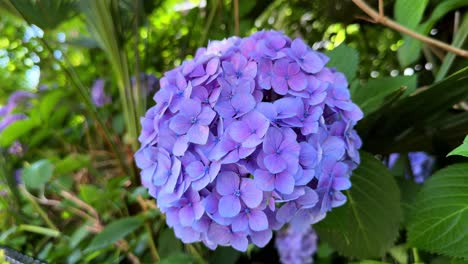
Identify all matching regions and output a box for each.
[0,0,467,263]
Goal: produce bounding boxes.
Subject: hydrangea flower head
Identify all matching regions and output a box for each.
[135,30,362,251]
[275,226,318,264]
[388,152,435,183]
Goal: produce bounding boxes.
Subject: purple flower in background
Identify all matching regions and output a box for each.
[91,79,111,107]
[8,141,24,157]
[275,226,318,264]
[135,30,362,251]
[387,152,435,183]
[132,73,159,95]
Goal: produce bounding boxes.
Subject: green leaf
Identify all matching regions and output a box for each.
[0,118,37,147]
[210,247,241,264]
[395,0,428,29]
[158,228,182,258]
[159,253,195,264]
[394,0,428,66]
[436,15,468,81]
[448,135,468,157]
[396,0,467,67]
[18,224,60,237]
[86,216,144,252]
[54,154,90,175]
[22,160,54,190]
[324,44,359,81]
[352,75,417,115]
[315,152,402,258]
[408,163,468,259]
[39,90,65,121]
[359,67,468,153]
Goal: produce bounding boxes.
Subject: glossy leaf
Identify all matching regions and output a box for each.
[325,44,359,81]
[408,163,468,259]
[315,152,402,258]
[22,159,54,190]
[86,216,144,252]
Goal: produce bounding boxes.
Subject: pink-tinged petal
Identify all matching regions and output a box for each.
[175,71,188,89]
[238,146,256,159]
[218,195,241,218]
[185,161,205,180]
[271,76,288,95]
[231,234,248,252]
[192,175,211,191]
[179,206,195,226]
[231,53,247,71]
[248,210,268,231]
[288,72,307,91]
[228,121,250,142]
[173,135,189,156]
[256,103,277,122]
[169,115,191,134]
[198,106,216,125]
[206,57,220,75]
[264,154,287,173]
[244,61,258,79]
[231,93,256,116]
[231,214,249,232]
[193,202,205,219]
[253,169,275,191]
[187,124,209,144]
[263,127,283,154]
[333,177,351,191]
[273,59,289,76]
[287,62,301,76]
[275,171,295,194]
[240,178,263,208]
[291,38,307,55]
[174,226,200,243]
[276,202,297,223]
[250,230,272,248]
[274,97,302,118]
[208,223,231,245]
[179,98,201,117]
[216,171,240,195]
[302,51,325,73]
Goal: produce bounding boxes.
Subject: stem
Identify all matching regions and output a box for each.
[412,248,421,263]
[201,0,220,45]
[234,0,239,36]
[352,0,468,58]
[144,223,160,262]
[20,186,59,231]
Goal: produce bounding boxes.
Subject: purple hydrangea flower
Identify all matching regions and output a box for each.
[387,152,435,183]
[131,73,159,95]
[135,30,362,251]
[0,114,27,132]
[8,141,24,157]
[275,226,318,264]
[91,79,111,107]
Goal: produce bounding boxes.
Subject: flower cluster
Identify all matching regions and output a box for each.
[388,152,435,183]
[135,30,362,251]
[275,226,318,264]
[131,73,159,96]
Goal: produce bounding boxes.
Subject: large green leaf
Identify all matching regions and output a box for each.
[359,67,468,153]
[315,152,402,258]
[448,135,468,157]
[408,163,468,259]
[394,0,428,67]
[22,160,54,190]
[396,0,468,67]
[86,216,144,252]
[325,44,359,82]
[352,75,417,115]
[1,0,78,30]
[158,228,182,259]
[0,118,37,147]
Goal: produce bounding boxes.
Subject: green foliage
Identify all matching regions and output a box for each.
[0,118,37,147]
[325,44,359,81]
[447,135,468,157]
[315,152,402,258]
[408,163,468,259]
[86,216,144,252]
[352,75,417,115]
[22,159,54,190]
